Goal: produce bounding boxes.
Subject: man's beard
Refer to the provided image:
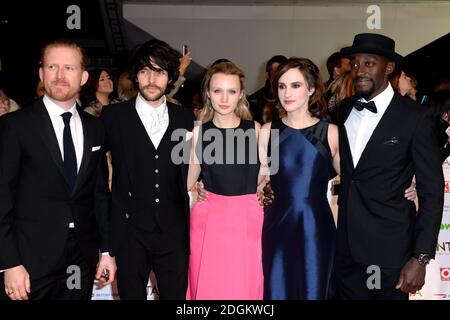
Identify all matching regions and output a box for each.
[47,81,76,102]
[139,84,165,102]
[354,77,374,100]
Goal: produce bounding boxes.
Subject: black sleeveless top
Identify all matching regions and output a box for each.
[196,120,260,196]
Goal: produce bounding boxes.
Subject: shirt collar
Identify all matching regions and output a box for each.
[43,95,78,118]
[136,93,167,115]
[360,82,394,115]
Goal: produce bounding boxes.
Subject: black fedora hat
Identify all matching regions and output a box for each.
[341,33,403,64]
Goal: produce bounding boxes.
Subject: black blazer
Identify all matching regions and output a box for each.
[100,99,194,255]
[0,100,110,278]
[337,93,444,268]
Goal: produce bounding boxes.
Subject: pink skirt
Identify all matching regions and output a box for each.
[186,192,264,300]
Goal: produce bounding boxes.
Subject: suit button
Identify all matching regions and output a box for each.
[155,155,159,159]
[155,169,159,174]
[155,198,160,203]
[155,184,159,188]
[125,213,129,219]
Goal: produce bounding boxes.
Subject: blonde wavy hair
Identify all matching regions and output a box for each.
[198,62,253,123]
[328,71,355,107]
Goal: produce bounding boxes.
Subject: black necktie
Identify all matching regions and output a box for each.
[353,100,377,113]
[61,112,77,190]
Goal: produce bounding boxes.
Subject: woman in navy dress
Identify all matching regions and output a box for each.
[259,57,339,300]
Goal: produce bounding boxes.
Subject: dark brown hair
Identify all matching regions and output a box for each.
[272,57,327,119]
[129,39,180,93]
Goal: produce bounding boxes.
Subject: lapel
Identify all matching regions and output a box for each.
[162,102,178,147]
[353,94,400,173]
[121,100,141,186]
[339,99,356,170]
[72,107,94,195]
[31,100,70,192]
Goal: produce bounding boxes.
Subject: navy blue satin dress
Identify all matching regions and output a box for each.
[262,119,336,300]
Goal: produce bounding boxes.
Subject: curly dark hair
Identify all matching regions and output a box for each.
[129,39,180,93]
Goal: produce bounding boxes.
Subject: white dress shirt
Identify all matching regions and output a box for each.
[135,93,169,149]
[43,95,84,171]
[344,83,395,166]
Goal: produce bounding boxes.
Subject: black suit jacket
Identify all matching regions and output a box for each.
[100,99,194,255]
[0,99,110,278]
[337,93,444,268]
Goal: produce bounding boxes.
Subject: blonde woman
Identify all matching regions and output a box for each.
[186,62,263,300]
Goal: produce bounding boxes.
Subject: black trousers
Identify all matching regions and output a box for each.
[336,234,408,300]
[115,224,188,300]
[0,229,94,300]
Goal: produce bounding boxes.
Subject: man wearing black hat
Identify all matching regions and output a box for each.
[336,33,444,300]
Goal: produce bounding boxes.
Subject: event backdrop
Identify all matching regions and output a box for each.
[410,158,450,300]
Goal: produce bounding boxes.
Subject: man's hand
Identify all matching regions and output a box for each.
[196,181,208,201]
[263,181,275,206]
[95,255,117,285]
[179,52,192,77]
[404,181,417,201]
[395,257,426,294]
[4,265,30,300]
[257,189,264,208]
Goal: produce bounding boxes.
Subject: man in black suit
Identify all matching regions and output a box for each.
[101,39,194,300]
[336,33,444,300]
[0,39,116,300]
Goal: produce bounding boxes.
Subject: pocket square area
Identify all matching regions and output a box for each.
[92,146,101,151]
[383,137,399,145]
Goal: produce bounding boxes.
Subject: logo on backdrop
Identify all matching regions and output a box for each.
[436,241,450,254]
[147,284,159,299]
[445,181,450,193]
[432,293,450,299]
[441,268,450,281]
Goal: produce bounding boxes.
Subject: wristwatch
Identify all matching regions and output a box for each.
[413,253,431,265]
